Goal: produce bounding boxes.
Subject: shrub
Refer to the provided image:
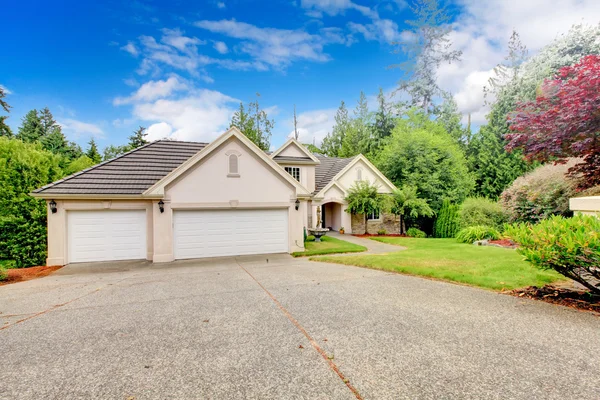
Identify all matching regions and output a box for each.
[0,267,6,282]
[406,227,426,238]
[500,161,578,224]
[456,226,500,244]
[306,235,315,242]
[434,199,459,238]
[377,229,386,235]
[458,197,506,230]
[505,215,600,294]
[0,138,63,268]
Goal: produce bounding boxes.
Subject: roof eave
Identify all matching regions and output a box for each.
[29,193,163,200]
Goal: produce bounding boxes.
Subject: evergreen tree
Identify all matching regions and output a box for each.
[86,138,101,163]
[128,126,148,149]
[392,0,462,113]
[16,109,43,143]
[434,94,468,148]
[229,95,273,151]
[370,88,395,154]
[0,86,12,137]
[339,92,371,157]
[321,101,350,157]
[434,199,459,238]
[103,144,131,161]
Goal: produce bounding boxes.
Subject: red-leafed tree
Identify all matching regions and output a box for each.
[506,54,600,189]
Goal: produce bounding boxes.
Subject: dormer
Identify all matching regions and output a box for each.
[271,138,320,193]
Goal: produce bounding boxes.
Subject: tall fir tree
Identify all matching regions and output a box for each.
[370,88,395,154]
[321,101,350,157]
[128,126,148,149]
[0,86,12,137]
[16,109,43,143]
[229,95,273,151]
[86,138,102,163]
[339,91,371,157]
[392,0,462,113]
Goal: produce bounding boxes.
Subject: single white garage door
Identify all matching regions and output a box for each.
[174,209,288,259]
[67,210,147,263]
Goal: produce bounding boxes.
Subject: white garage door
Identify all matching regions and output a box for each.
[68,210,147,263]
[174,209,288,259]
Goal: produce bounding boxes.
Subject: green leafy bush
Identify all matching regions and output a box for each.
[458,197,506,230]
[456,226,500,244]
[305,235,315,242]
[505,215,600,294]
[377,229,386,235]
[0,267,7,281]
[406,227,426,238]
[500,161,578,224]
[0,138,63,268]
[434,199,459,238]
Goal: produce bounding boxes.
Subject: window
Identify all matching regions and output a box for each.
[356,168,362,181]
[285,167,300,182]
[367,210,380,220]
[228,154,239,176]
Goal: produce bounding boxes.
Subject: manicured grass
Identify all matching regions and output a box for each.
[312,237,564,291]
[292,236,367,257]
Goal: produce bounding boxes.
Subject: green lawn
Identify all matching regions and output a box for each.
[292,235,367,257]
[312,237,564,291]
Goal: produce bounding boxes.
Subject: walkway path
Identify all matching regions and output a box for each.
[328,232,405,254]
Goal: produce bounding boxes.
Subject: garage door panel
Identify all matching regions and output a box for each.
[174,209,288,259]
[68,210,147,263]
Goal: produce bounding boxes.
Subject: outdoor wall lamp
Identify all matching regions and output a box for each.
[295,199,300,211]
[158,200,165,213]
[49,199,57,214]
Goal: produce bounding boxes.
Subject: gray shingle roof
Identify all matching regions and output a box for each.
[273,155,314,163]
[34,140,353,196]
[34,140,207,195]
[314,155,355,194]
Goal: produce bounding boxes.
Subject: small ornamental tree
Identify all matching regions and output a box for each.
[390,186,433,234]
[434,199,459,238]
[344,181,386,234]
[507,55,600,189]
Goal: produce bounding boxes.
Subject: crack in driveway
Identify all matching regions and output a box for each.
[235,258,364,400]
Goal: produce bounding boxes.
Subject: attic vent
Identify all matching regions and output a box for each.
[226,149,242,177]
[229,154,239,175]
[357,168,362,181]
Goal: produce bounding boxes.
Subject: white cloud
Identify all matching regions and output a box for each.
[113,75,188,105]
[213,41,228,54]
[58,119,104,138]
[146,121,173,141]
[194,19,346,68]
[121,42,139,57]
[160,28,205,51]
[286,108,337,145]
[132,89,238,141]
[216,1,225,8]
[436,0,600,125]
[0,84,12,95]
[300,0,376,19]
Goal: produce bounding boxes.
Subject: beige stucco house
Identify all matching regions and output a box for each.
[32,127,397,265]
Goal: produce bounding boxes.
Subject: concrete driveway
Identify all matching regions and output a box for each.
[1,255,599,400]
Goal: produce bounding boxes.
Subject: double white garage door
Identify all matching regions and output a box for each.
[67,209,288,263]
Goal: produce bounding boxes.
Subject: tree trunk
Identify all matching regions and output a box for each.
[364,213,368,235]
[399,215,405,235]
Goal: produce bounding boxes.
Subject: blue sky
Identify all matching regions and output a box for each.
[2,0,599,151]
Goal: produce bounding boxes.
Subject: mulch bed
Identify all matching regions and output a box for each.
[488,239,518,248]
[351,233,407,238]
[507,285,600,313]
[0,266,62,286]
